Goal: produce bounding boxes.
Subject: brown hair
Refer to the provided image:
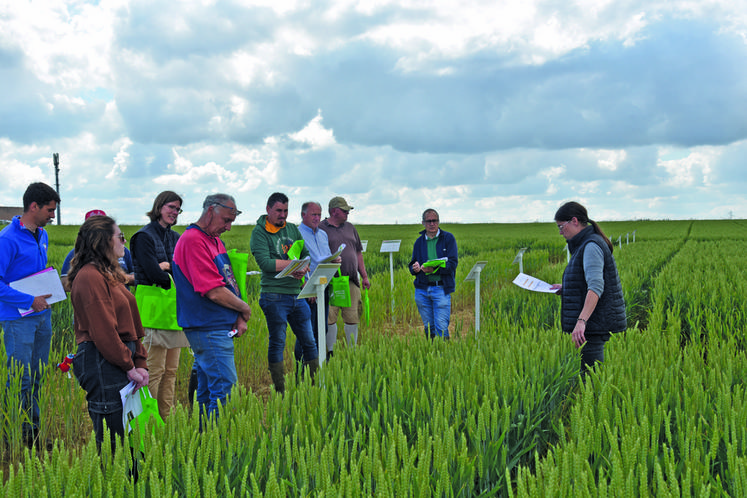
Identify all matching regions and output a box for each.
[68,216,128,285]
[147,191,183,223]
[554,201,614,252]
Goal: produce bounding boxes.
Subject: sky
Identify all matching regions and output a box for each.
[2,0,747,226]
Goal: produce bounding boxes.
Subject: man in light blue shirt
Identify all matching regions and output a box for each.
[297,201,339,361]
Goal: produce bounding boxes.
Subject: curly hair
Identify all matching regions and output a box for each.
[68,215,128,285]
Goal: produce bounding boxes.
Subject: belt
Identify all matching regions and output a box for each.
[426,281,443,287]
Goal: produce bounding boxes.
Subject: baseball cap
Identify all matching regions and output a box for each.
[329,196,354,211]
[85,209,107,220]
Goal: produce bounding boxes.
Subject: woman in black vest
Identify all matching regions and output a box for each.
[551,202,627,373]
[130,191,190,419]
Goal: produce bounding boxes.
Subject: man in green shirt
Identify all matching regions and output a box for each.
[250,192,319,394]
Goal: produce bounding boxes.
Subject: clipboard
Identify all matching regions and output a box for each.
[9,267,67,316]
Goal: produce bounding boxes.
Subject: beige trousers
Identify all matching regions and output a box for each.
[146,345,182,420]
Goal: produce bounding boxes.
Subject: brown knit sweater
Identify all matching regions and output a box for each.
[71,264,147,371]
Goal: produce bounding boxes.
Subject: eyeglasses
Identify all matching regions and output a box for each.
[116,233,126,243]
[213,202,242,216]
[557,221,569,232]
[424,219,439,224]
[165,204,183,214]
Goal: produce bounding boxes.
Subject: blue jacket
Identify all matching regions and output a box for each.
[0,216,50,320]
[408,229,458,295]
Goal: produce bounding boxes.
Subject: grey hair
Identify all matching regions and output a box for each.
[202,193,236,215]
[301,201,322,215]
[422,208,439,222]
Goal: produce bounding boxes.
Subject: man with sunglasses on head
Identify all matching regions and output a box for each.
[172,194,251,421]
[409,209,458,340]
[319,196,370,354]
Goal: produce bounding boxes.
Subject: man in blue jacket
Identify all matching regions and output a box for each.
[408,209,458,340]
[0,182,60,446]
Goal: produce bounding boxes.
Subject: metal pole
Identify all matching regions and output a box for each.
[389,252,395,314]
[53,153,61,225]
[475,267,482,338]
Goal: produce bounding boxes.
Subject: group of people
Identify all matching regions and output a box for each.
[0,181,625,449]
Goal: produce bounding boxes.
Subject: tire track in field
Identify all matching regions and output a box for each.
[627,220,692,330]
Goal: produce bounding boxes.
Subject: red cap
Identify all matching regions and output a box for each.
[85,209,106,220]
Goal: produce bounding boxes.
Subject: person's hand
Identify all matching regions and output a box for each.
[240,308,251,322]
[308,296,317,304]
[233,315,248,338]
[550,284,562,295]
[291,267,308,280]
[332,256,342,264]
[31,295,52,312]
[361,275,371,290]
[422,266,435,274]
[411,262,421,273]
[127,367,149,391]
[571,320,586,349]
[158,261,171,271]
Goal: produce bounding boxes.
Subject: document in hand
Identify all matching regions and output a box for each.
[9,267,67,316]
[512,273,557,293]
[275,256,311,278]
[422,257,447,269]
[321,243,346,263]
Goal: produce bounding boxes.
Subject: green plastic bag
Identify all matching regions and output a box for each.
[361,288,370,326]
[134,278,180,331]
[329,270,351,308]
[124,387,165,451]
[287,240,304,261]
[227,249,249,302]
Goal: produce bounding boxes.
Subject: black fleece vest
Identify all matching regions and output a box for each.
[132,221,178,286]
[561,226,627,334]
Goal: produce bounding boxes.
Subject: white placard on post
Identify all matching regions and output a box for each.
[464,261,488,338]
[380,240,401,314]
[512,247,528,274]
[360,240,368,252]
[298,263,340,367]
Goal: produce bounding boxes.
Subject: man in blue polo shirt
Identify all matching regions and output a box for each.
[0,182,60,446]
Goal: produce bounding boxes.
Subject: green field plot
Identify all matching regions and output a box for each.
[2,220,747,496]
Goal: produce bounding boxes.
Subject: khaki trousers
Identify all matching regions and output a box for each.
[146,345,182,420]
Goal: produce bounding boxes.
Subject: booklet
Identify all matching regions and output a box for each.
[512,272,557,294]
[9,267,67,316]
[275,256,311,278]
[321,243,345,263]
[422,257,447,268]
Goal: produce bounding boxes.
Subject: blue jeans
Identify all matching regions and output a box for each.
[183,329,237,420]
[2,312,53,433]
[414,286,451,338]
[259,293,318,364]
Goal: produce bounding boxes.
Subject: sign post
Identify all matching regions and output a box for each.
[464,261,488,338]
[298,263,340,368]
[379,240,401,314]
[512,247,528,274]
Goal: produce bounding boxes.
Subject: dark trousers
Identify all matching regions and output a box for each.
[73,341,134,450]
[580,332,611,374]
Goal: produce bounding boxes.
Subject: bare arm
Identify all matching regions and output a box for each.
[205,286,252,321]
[572,290,599,348]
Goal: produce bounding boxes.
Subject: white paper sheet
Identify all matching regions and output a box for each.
[9,267,67,316]
[512,273,558,293]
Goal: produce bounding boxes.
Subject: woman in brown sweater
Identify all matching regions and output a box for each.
[69,215,149,449]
